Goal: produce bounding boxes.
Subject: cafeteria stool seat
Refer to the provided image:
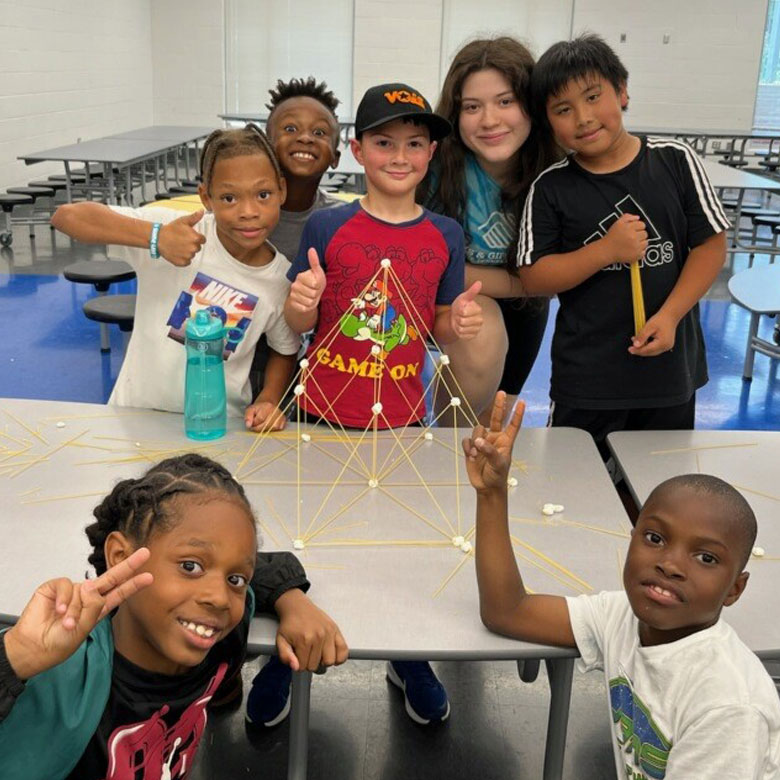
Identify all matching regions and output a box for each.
[28,179,68,192]
[748,215,780,265]
[0,193,33,247]
[83,294,136,352]
[7,186,57,238]
[167,185,199,195]
[727,264,780,379]
[7,185,55,200]
[719,158,749,168]
[64,260,136,352]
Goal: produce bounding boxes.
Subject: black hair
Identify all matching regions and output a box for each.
[85,453,255,576]
[266,77,340,121]
[199,123,283,192]
[531,33,629,125]
[645,474,757,570]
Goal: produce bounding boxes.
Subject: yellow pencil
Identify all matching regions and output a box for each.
[630,261,646,336]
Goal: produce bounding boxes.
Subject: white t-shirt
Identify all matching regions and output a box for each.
[567,590,780,780]
[107,206,299,417]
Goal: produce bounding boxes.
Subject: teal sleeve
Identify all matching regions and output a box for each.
[0,621,114,780]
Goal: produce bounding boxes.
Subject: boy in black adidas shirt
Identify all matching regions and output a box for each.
[517,34,729,471]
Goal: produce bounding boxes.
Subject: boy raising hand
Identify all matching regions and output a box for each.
[465,394,780,778]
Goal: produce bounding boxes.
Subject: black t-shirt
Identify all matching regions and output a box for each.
[518,137,730,409]
[68,606,249,780]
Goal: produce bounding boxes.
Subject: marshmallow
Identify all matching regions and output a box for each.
[553,504,564,513]
[752,546,765,558]
[507,477,518,487]
[293,539,305,550]
[135,442,142,448]
[371,402,383,415]
[299,358,309,369]
[301,433,311,442]
[460,541,473,553]
[56,421,66,428]
[293,384,304,397]
[542,504,556,516]
[452,535,465,547]
[439,354,450,366]
[380,258,392,268]
[424,430,434,441]
[368,478,378,488]
[371,344,381,356]
[450,396,461,407]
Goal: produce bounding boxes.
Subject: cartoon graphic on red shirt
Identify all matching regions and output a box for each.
[100,663,228,780]
[339,278,418,358]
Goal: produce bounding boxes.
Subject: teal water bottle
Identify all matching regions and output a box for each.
[184,310,227,440]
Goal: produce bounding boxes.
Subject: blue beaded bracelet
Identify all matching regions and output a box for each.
[149,222,162,259]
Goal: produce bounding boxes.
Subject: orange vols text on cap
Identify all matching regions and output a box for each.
[383,90,425,108]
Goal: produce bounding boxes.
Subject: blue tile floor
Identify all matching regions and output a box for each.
[1,223,778,780]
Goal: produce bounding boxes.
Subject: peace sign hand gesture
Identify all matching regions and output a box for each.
[462,392,525,493]
[3,548,153,681]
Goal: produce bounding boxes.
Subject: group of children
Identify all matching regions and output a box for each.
[1,31,778,780]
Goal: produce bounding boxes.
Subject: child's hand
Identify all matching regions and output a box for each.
[273,589,349,672]
[245,401,287,432]
[157,210,206,266]
[463,392,525,493]
[289,248,326,313]
[629,309,677,356]
[603,213,648,265]
[3,548,152,680]
[450,281,483,340]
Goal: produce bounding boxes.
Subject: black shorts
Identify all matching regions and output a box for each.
[550,396,696,462]
[496,297,550,395]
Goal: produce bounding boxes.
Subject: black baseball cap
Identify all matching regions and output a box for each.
[354,83,451,141]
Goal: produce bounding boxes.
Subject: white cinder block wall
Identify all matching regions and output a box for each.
[0,0,771,188]
[151,0,224,126]
[573,0,769,131]
[352,0,444,114]
[0,0,154,188]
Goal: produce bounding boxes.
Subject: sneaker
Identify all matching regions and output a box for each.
[386,661,451,725]
[245,656,292,727]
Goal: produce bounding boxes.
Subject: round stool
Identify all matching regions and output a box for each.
[0,193,33,247]
[83,294,136,353]
[64,260,136,351]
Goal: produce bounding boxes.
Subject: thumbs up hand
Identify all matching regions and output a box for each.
[450,281,483,340]
[157,210,207,266]
[289,248,327,313]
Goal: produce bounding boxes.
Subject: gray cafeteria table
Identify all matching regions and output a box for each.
[631,126,780,161]
[607,428,780,657]
[20,137,176,203]
[0,397,629,779]
[702,159,780,256]
[103,126,216,183]
[20,127,215,203]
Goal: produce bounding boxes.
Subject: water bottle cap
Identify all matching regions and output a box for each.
[185,309,225,340]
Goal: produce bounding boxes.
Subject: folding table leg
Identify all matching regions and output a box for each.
[543,657,574,780]
[287,670,312,780]
[743,311,760,380]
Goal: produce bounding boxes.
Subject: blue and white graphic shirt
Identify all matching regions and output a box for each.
[461,152,515,267]
[566,590,780,779]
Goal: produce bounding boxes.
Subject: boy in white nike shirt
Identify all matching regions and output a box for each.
[465,393,780,780]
